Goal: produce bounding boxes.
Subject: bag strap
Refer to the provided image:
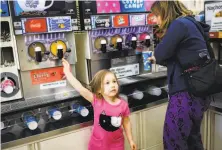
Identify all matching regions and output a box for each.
[184,16,215,59]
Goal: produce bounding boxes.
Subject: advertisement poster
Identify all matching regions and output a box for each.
[112,14,129,27]
[96,0,120,13]
[30,67,64,85]
[146,13,157,25]
[22,18,48,33]
[130,14,146,26]
[47,16,72,32]
[210,9,222,31]
[120,0,145,12]
[205,1,222,31]
[91,15,111,28]
[1,0,9,16]
[12,0,76,17]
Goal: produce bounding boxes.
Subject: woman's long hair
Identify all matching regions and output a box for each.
[151,0,193,38]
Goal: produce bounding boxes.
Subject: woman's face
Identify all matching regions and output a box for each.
[155,15,162,26]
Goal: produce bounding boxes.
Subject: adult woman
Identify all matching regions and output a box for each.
[150,1,211,150]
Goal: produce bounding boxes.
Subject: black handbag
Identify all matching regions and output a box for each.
[178,17,222,97]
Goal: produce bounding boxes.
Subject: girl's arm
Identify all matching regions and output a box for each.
[123,116,137,150]
[62,59,93,102]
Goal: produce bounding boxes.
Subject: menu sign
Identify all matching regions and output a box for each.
[47,16,72,32]
[110,63,139,78]
[22,18,47,33]
[30,67,64,85]
[91,15,111,29]
[120,0,145,12]
[12,0,76,17]
[130,14,146,26]
[112,14,129,27]
[146,13,157,25]
[1,0,10,16]
[205,1,222,31]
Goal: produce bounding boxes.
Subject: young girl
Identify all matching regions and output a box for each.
[62,58,136,150]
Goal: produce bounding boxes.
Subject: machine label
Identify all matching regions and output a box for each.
[47,16,72,32]
[30,67,64,85]
[112,14,129,27]
[91,15,111,29]
[110,63,139,78]
[130,14,146,26]
[22,18,48,33]
[40,80,66,90]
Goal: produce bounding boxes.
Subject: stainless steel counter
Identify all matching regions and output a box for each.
[2,94,222,149]
[1,99,168,149]
[209,92,222,113]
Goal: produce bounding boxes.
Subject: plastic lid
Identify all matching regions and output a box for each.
[52,111,62,120]
[145,35,150,39]
[101,40,107,44]
[117,38,122,43]
[131,37,137,41]
[4,86,13,94]
[57,45,63,49]
[1,122,4,130]
[27,121,38,130]
[35,47,41,52]
[132,90,144,100]
[147,86,162,96]
[80,108,89,117]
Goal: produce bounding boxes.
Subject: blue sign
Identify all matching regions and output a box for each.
[1,0,9,16]
[120,0,145,12]
[47,16,72,32]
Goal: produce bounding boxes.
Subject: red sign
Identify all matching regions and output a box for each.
[30,67,64,85]
[147,13,157,25]
[209,32,222,38]
[112,15,129,27]
[23,18,47,33]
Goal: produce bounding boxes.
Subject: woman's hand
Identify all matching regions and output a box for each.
[129,140,137,150]
[148,56,156,63]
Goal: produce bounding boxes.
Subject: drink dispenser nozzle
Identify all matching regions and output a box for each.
[35,47,42,62]
[57,45,63,59]
[145,35,151,47]
[70,104,89,117]
[116,38,122,51]
[131,37,137,49]
[47,107,62,120]
[22,112,38,130]
[100,40,107,53]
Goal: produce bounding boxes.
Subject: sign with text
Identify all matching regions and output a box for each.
[130,14,146,26]
[205,1,222,31]
[112,14,129,27]
[30,67,64,85]
[91,15,111,29]
[47,16,72,32]
[22,18,47,33]
[110,63,139,78]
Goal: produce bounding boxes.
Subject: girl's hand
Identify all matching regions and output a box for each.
[130,140,137,150]
[62,58,71,75]
[148,56,156,63]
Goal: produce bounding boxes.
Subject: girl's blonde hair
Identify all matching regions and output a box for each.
[89,69,119,99]
[151,0,193,38]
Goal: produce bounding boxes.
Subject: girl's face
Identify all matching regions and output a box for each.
[101,73,119,98]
